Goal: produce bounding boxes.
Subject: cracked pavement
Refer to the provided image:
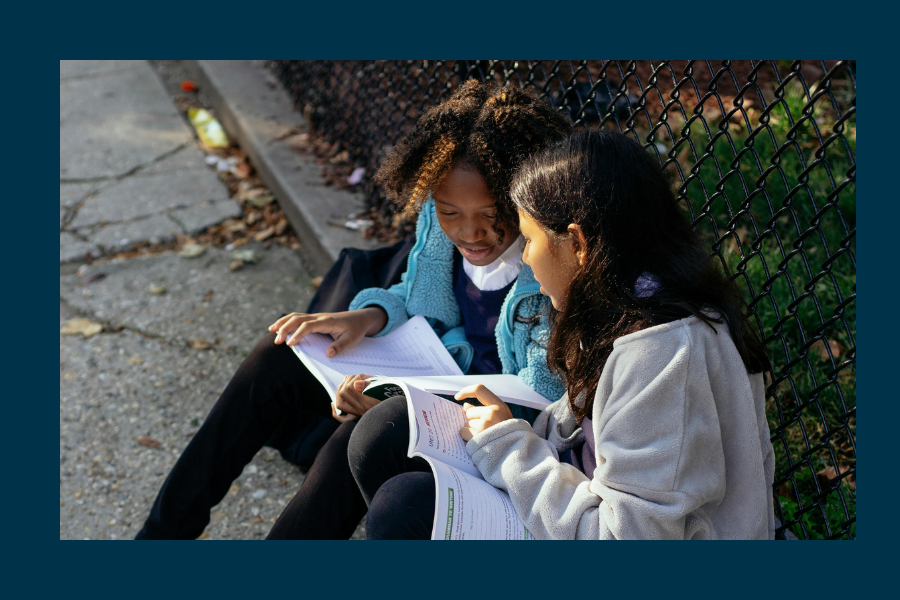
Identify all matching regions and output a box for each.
[59,60,365,539]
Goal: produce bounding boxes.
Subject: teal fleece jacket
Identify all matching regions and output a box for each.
[349,199,565,420]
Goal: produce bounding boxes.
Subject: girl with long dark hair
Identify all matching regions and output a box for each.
[364,129,776,539]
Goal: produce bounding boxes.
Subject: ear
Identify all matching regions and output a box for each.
[566,223,588,266]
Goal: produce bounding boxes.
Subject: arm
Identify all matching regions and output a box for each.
[348,275,412,338]
[466,329,728,540]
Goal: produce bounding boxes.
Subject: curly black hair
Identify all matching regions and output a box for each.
[374,80,572,238]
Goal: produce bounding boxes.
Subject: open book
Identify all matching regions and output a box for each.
[289,315,552,412]
[363,378,548,540]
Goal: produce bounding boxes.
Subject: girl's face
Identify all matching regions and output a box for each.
[519,209,582,310]
[433,165,517,266]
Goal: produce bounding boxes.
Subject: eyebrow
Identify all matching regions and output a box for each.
[433,198,496,212]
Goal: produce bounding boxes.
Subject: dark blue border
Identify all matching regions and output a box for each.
[46,4,878,598]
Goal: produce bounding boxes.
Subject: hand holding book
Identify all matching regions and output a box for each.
[456,384,514,442]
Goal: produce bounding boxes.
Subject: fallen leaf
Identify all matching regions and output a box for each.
[178,243,206,258]
[202,290,214,303]
[817,465,855,490]
[61,318,103,338]
[228,260,244,272]
[254,227,276,242]
[128,357,143,365]
[253,518,263,524]
[311,276,324,289]
[149,285,166,295]
[137,436,161,450]
[190,338,213,350]
[82,272,107,284]
[198,532,210,540]
[230,484,240,496]
[810,338,846,361]
[64,372,74,380]
[245,193,275,208]
[232,161,252,179]
[231,249,259,264]
[273,126,303,141]
[212,511,227,521]
[274,218,289,236]
[329,150,350,164]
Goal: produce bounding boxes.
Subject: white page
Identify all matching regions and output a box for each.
[384,373,553,410]
[289,315,464,401]
[401,382,480,477]
[421,456,531,540]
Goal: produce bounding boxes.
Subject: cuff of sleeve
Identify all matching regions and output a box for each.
[349,288,408,337]
[466,418,533,456]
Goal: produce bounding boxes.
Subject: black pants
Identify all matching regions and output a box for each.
[266,395,434,539]
[135,332,343,539]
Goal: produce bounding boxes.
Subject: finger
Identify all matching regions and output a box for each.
[269,313,301,331]
[275,315,318,344]
[454,384,504,406]
[325,329,362,357]
[464,405,493,420]
[286,317,334,346]
[459,427,473,442]
[331,403,358,423]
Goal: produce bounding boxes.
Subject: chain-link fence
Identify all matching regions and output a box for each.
[272,60,857,540]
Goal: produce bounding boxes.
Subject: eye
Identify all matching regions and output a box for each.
[439,211,458,217]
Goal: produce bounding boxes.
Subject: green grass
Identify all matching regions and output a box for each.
[647,73,856,539]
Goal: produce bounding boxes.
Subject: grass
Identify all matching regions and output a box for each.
[644,71,856,539]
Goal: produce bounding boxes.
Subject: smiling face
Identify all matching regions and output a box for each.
[518,209,583,310]
[432,165,517,266]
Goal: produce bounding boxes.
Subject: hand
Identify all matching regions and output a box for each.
[456,384,514,442]
[333,374,380,420]
[268,308,388,357]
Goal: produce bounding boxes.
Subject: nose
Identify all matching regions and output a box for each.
[458,218,487,244]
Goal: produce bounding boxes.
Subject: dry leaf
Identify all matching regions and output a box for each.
[61,318,103,338]
[178,244,206,258]
[149,285,166,295]
[198,532,210,540]
[190,338,213,350]
[274,218,288,236]
[128,357,143,365]
[311,276,324,289]
[137,436,161,450]
[253,518,263,524]
[229,260,244,272]
[245,193,275,208]
[810,338,846,361]
[202,290,214,303]
[273,126,303,141]
[254,227,276,242]
[232,161,252,179]
[817,465,855,490]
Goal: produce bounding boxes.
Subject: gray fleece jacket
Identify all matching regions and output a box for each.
[465,316,776,540]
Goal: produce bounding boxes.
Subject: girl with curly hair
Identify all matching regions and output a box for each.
[137,80,572,539]
[364,129,776,540]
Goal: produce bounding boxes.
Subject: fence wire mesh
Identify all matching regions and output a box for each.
[272,60,857,540]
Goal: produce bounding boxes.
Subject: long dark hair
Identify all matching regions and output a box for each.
[511,130,770,422]
[374,80,572,239]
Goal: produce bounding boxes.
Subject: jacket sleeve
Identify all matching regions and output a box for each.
[348,277,411,337]
[466,329,728,540]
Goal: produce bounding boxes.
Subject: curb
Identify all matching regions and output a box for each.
[185,60,385,276]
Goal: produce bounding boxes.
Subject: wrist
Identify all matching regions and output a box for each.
[362,307,388,336]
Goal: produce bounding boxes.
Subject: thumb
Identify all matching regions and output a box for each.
[455,384,502,406]
[326,331,356,357]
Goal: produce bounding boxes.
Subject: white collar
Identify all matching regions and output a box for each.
[461,236,524,291]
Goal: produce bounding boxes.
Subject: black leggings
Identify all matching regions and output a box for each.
[266,395,434,539]
[135,332,342,539]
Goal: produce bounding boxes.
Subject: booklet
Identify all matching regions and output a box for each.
[363,378,539,540]
[289,315,465,412]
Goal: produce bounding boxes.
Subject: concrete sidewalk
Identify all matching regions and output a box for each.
[59,60,365,539]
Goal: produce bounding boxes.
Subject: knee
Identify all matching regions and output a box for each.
[347,396,409,478]
[366,472,435,540]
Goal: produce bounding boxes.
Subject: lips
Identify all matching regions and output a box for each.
[459,246,492,262]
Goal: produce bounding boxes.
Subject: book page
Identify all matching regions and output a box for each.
[384,374,553,410]
[421,456,531,540]
[289,315,463,402]
[401,383,480,477]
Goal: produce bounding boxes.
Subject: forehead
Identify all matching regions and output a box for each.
[433,166,495,210]
[517,209,542,234]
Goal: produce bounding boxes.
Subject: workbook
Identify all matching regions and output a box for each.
[289,315,465,412]
[289,314,553,412]
[363,377,548,540]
